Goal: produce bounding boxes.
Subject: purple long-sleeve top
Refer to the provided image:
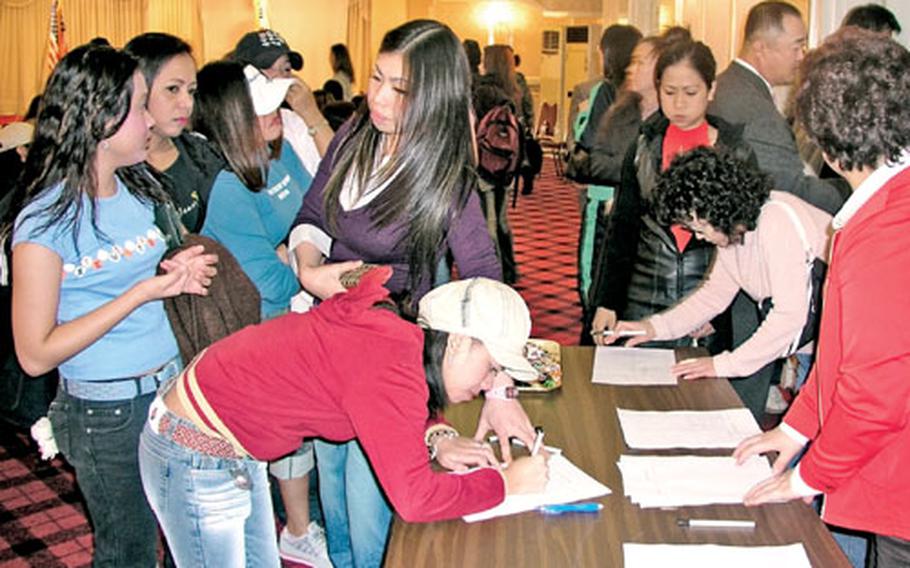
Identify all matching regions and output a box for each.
[290,122,501,300]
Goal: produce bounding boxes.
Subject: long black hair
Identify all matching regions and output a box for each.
[322,20,476,298]
[423,328,450,417]
[2,44,166,246]
[331,43,356,83]
[193,60,273,191]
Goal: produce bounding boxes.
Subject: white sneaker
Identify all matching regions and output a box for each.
[278,522,333,568]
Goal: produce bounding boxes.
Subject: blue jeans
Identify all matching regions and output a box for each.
[315,439,392,568]
[47,389,158,567]
[832,528,869,568]
[139,413,279,567]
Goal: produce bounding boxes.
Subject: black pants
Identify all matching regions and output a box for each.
[729,291,778,420]
[872,534,910,568]
[478,184,517,284]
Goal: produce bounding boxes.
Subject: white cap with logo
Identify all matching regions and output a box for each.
[418,278,537,382]
[243,64,294,116]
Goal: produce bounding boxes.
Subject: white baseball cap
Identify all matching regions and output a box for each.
[418,278,537,382]
[243,64,294,116]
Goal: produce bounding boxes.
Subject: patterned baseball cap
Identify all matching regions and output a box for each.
[235,29,303,71]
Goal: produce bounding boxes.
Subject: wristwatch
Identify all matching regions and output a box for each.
[484,385,520,401]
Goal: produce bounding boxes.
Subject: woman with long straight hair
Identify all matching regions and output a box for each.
[472,43,522,283]
[291,19,538,568]
[191,60,330,567]
[6,44,215,566]
[330,43,356,101]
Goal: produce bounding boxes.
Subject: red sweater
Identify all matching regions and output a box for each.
[784,164,910,540]
[177,268,505,522]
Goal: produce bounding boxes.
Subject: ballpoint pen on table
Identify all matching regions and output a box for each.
[676,518,756,529]
[589,329,648,337]
[539,502,603,515]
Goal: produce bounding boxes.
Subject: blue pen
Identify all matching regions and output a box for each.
[538,502,603,515]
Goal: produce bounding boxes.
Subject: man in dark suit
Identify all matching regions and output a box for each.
[709,1,847,216]
[708,2,847,425]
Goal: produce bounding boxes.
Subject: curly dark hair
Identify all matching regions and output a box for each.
[653,147,771,238]
[795,28,910,172]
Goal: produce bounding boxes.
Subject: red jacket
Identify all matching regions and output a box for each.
[784,165,910,540]
[178,267,505,522]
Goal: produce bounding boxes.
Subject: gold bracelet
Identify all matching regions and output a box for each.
[424,423,459,446]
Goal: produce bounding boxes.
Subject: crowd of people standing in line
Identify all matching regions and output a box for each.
[0,2,908,567]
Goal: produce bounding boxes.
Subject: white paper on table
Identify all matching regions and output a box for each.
[592,347,677,386]
[616,408,762,449]
[463,454,611,523]
[623,543,811,568]
[617,455,772,508]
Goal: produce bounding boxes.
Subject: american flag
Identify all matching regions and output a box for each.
[46,0,67,71]
[253,0,270,28]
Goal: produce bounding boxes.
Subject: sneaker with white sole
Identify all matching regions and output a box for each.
[278,522,333,568]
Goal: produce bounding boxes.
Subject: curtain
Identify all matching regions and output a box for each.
[146,0,205,64]
[347,0,371,95]
[0,0,210,116]
[0,0,52,115]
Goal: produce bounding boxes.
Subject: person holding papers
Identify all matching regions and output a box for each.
[603,147,831,418]
[733,30,910,566]
[138,268,549,566]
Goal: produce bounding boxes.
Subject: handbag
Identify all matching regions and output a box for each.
[757,200,826,354]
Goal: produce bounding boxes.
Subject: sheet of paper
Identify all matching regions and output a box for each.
[618,455,772,508]
[616,408,762,449]
[463,454,611,523]
[592,347,677,386]
[623,543,811,568]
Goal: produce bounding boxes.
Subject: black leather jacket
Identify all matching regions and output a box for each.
[592,112,757,347]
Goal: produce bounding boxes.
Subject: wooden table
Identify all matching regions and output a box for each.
[385,347,848,567]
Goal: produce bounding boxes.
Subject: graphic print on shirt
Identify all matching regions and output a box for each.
[61,227,165,280]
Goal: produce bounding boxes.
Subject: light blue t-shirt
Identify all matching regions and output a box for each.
[12,179,179,381]
[202,148,311,318]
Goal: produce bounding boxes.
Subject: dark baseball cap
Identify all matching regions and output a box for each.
[235,29,303,71]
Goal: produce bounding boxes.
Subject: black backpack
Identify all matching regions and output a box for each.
[476,103,521,185]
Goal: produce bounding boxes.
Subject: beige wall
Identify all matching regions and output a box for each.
[198,0,347,89]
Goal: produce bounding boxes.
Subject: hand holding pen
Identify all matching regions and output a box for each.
[502,427,549,495]
[591,320,656,347]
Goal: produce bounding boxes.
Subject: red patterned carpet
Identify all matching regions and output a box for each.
[0,163,584,567]
[511,164,584,346]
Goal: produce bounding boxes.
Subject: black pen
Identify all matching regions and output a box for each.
[677,518,756,529]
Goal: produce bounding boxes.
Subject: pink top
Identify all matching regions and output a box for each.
[649,191,832,377]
